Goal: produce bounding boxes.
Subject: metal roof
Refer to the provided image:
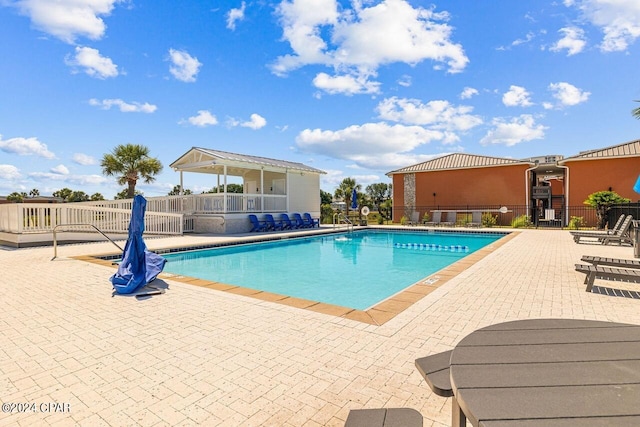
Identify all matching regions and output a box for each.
[387,153,532,175]
[170,147,326,174]
[560,139,640,162]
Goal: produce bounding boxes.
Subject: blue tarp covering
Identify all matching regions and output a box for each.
[110,195,167,294]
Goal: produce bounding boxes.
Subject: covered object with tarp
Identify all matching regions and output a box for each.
[110,195,167,294]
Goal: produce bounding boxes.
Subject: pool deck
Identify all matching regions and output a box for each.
[2,226,640,426]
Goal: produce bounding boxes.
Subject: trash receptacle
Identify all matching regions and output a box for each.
[634,220,640,258]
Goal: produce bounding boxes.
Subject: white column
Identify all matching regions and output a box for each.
[260,168,264,212]
[223,165,228,212]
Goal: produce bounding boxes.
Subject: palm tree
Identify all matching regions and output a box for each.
[101,144,163,198]
[633,101,640,119]
[334,177,360,215]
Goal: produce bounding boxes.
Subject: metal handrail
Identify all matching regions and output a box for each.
[332,213,353,232]
[51,223,124,260]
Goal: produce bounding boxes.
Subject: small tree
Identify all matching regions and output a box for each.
[320,189,333,205]
[168,185,192,196]
[584,190,630,229]
[7,192,25,203]
[53,188,73,202]
[101,144,163,198]
[334,177,359,215]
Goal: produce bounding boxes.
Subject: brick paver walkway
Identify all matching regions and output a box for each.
[1,229,639,426]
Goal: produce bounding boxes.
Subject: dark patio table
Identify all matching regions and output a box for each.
[449,318,640,426]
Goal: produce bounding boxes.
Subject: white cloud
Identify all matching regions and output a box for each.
[548,82,590,107]
[226,2,246,30]
[398,75,412,87]
[9,0,123,43]
[0,164,21,180]
[502,85,533,107]
[50,164,69,175]
[313,72,380,95]
[181,110,219,127]
[272,0,468,95]
[296,121,445,170]
[167,49,202,82]
[72,153,96,165]
[89,98,157,113]
[480,115,547,146]
[65,46,118,79]
[550,27,587,55]
[460,87,479,99]
[28,171,108,186]
[241,114,267,130]
[511,31,535,46]
[0,135,55,159]
[376,97,483,139]
[566,0,640,51]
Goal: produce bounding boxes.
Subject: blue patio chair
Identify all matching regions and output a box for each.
[280,213,297,229]
[248,214,268,232]
[264,214,285,231]
[292,213,311,228]
[303,213,320,228]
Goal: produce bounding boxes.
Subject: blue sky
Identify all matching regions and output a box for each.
[1,0,639,199]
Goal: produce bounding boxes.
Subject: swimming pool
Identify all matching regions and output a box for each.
[161,229,505,310]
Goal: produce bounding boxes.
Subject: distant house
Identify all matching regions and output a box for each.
[386,139,640,226]
[0,196,63,205]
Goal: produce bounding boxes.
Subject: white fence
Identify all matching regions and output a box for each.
[0,193,289,236]
[0,203,183,235]
[84,193,287,214]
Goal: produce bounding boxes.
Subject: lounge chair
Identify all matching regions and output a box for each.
[571,215,633,245]
[264,213,285,231]
[280,213,297,229]
[407,211,420,226]
[292,213,310,228]
[570,214,626,241]
[581,255,640,269]
[424,211,442,227]
[248,214,268,232]
[575,263,640,292]
[467,211,482,227]
[303,213,320,228]
[441,211,457,227]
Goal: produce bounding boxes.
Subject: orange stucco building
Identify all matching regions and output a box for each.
[387,139,640,226]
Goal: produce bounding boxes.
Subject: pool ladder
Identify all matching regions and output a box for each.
[333,213,353,233]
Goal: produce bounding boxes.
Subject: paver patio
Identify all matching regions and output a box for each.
[1,228,639,426]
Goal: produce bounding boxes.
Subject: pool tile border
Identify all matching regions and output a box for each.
[77,228,519,326]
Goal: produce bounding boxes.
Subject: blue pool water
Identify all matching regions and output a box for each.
[161,230,505,310]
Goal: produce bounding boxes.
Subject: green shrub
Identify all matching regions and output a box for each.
[422,212,430,223]
[320,204,334,224]
[481,213,497,228]
[400,215,408,225]
[568,216,584,230]
[510,214,531,228]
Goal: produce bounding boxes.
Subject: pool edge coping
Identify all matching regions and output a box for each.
[74,228,519,326]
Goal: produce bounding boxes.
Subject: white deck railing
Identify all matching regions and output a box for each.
[84,193,287,214]
[0,203,183,234]
[0,193,288,235]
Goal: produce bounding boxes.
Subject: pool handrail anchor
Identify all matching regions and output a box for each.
[333,213,353,233]
[51,223,124,260]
